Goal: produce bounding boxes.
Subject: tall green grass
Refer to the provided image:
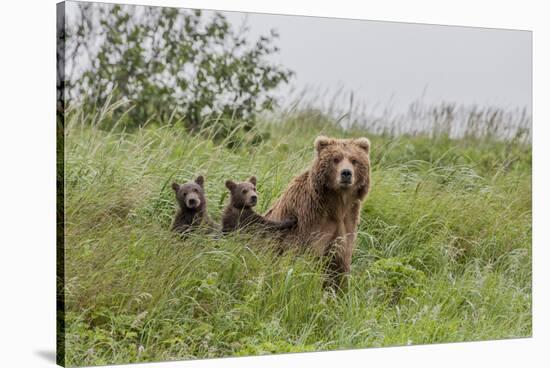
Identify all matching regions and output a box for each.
[62,107,531,366]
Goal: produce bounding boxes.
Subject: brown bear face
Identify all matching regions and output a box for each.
[225,176,258,209]
[172,175,206,210]
[312,136,371,194]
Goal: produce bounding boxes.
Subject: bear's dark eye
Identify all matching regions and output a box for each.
[193,188,198,193]
[351,159,358,165]
[242,189,248,194]
[333,157,341,164]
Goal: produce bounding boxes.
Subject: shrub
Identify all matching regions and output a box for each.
[65,3,293,139]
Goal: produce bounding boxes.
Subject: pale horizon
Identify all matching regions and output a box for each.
[221,10,532,114]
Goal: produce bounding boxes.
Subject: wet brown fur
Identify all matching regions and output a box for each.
[222,176,297,234]
[265,136,371,286]
[171,175,215,234]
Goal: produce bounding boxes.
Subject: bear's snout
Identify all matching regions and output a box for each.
[340,169,353,183]
[335,157,355,188]
[249,194,258,206]
[185,194,201,209]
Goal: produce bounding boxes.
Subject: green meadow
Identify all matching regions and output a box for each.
[62,107,531,366]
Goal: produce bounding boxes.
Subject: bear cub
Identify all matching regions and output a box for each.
[222,176,297,234]
[171,175,212,234]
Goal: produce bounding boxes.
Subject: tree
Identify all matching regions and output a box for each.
[65,3,293,139]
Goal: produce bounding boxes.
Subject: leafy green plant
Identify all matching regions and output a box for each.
[65,3,293,140]
[369,257,427,304]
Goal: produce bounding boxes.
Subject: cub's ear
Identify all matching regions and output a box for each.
[171,182,180,192]
[225,180,236,191]
[248,176,257,185]
[195,175,204,188]
[354,137,370,154]
[314,136,334,153]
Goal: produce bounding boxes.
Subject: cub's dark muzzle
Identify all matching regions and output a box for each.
[186,196,200,209]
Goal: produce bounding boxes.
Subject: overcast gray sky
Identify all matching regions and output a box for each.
[221,10,532,114]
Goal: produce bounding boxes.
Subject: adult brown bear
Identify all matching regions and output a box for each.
[265,136,371,285]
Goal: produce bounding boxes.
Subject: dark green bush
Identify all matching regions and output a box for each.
[65,3,293,140]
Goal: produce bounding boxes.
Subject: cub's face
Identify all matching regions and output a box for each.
[172,175,205,210]
[225,176,258,209]
[313,136,371,194]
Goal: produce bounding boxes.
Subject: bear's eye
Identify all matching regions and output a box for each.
[351,159,358,165]
[333,157,341,164]
[193,188,198,193]
[242,189,248,194]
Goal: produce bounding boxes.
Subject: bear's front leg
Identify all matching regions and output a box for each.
[340,202,361,273]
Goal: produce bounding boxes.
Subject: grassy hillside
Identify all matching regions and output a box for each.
[62,109,531,366]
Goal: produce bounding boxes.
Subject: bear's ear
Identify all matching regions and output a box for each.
[314,136,334,153]
[225,180,236,191]
[171,182,180,192]
[354,137,370,154]
[195,175,204,188]
[248,176,257,185]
